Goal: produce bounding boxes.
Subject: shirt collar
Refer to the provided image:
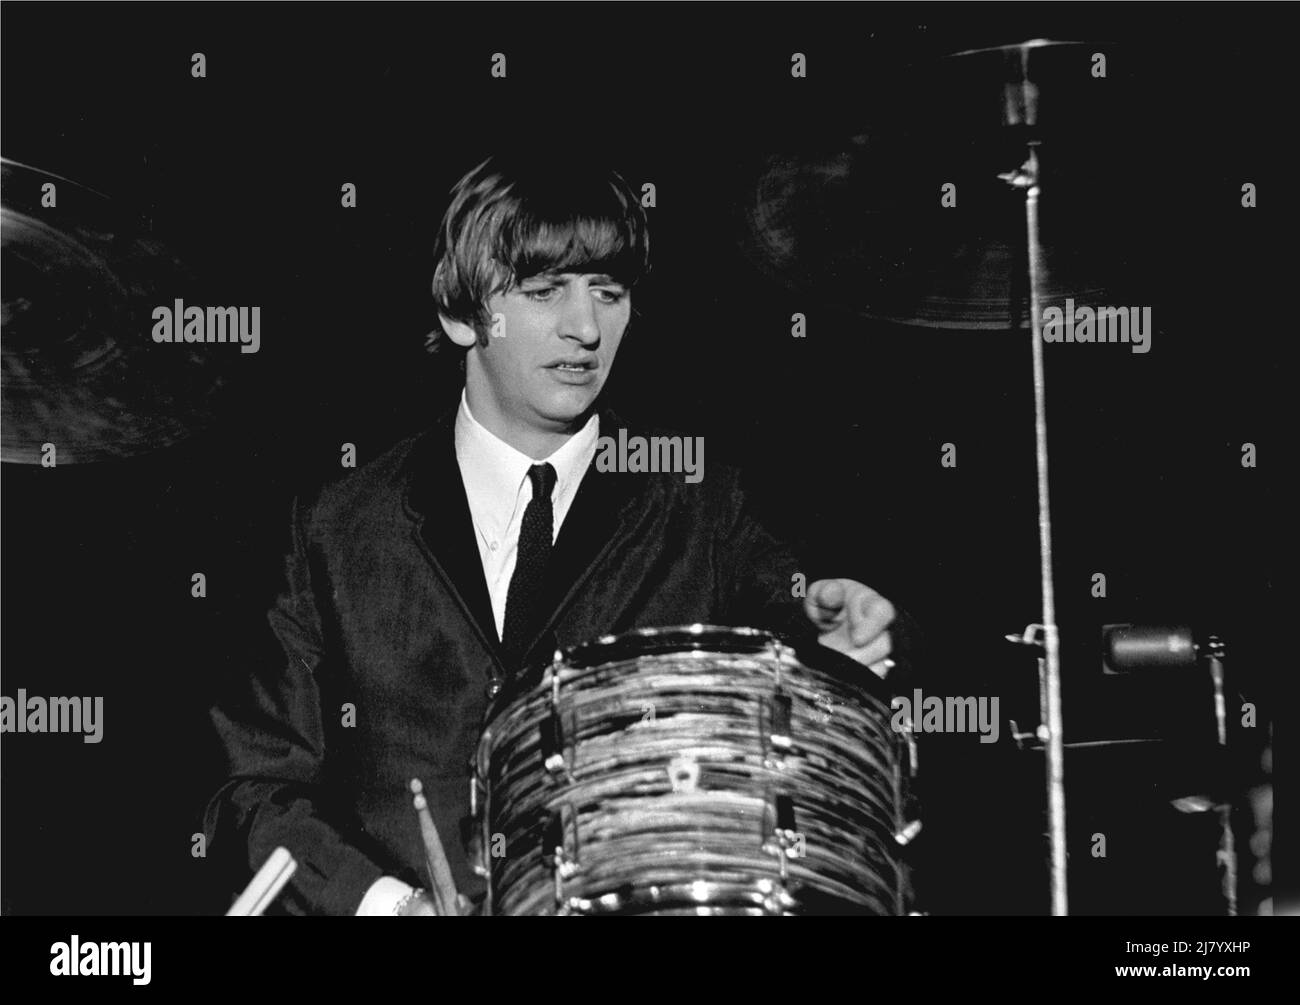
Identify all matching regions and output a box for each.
[454,390,600,537]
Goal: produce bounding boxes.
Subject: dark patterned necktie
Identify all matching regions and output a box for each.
[501,462,557,667]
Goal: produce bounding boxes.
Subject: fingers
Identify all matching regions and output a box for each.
[803,578,846,628]
[848,592,895,647]
[856,630,892,667]
[820,629,892,667]
[807,580,894,640]
[806,580,898,675]
[867,657,896,681]
[800,572,852,626]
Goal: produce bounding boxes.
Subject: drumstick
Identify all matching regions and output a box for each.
[410,778,462,916]
[226,846,297,917]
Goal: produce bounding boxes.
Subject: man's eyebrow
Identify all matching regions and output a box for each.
[516,271,626,286]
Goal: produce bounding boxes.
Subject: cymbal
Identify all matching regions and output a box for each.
[944,38,1087,59]
[2,159,224,464]
[739,40,1142,330]
[741,148,1121,330]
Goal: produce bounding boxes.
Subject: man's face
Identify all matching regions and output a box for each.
[467,271,631,434]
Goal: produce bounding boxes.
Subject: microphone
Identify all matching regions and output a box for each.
[1102,624,1198,673]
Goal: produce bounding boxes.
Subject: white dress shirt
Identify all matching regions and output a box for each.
[356,392,599,915]
[453,390,600,640]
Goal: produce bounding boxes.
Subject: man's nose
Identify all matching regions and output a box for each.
[559,288,601,345]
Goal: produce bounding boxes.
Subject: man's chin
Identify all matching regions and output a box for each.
[537,385,601,427]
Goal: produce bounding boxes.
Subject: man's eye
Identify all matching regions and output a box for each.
[593,288,627,304]
[523,287,557,302]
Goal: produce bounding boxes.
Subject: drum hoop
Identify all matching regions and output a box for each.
[559,623,773,667]
[549,623,894,702]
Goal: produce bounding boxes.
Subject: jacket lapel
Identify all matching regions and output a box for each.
[402,409,507,677]
[403,405,651,674]
[519,409,647,661]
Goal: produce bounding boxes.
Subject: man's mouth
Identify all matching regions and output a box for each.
[545,358,599,385]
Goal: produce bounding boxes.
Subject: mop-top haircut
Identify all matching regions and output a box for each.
[431,155,650,344]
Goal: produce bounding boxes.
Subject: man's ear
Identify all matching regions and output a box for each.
[438,313,479,348]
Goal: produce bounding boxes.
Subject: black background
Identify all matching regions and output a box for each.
[1,3,1283,915]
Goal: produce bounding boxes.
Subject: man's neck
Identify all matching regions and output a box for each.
[461,386,587,461]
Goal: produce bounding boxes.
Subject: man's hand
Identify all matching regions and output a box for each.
[396,889,475,916]
[396,889,438,916]
[805,579,895,677]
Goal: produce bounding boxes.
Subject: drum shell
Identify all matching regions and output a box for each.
[473,625,911,916]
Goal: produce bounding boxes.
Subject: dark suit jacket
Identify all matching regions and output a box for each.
[205,406,841,915]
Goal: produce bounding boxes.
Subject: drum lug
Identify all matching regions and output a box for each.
[543,803,582,912]
[463,828,489,879]
[771,692,793,749]
[895,711,919,776]
[762,793,803,885]
[465,775,491,879]
[541,670,576,780]
[540,708,567,775]
[542,807,580,876]
[762,691,794,769]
